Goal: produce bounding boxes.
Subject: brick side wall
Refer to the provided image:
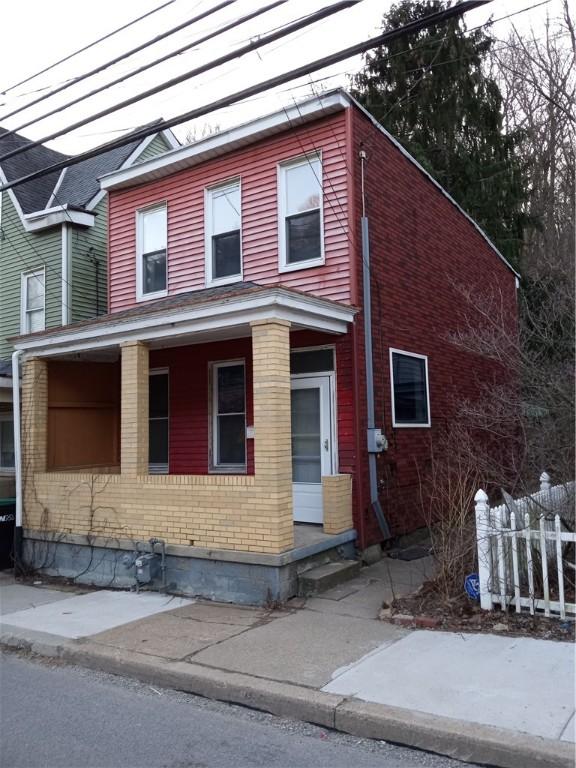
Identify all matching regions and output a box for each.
[351,109,518,540]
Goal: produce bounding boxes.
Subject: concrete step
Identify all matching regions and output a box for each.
[298,559,361,597]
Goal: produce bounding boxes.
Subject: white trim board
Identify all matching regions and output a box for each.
[14,288,356,358]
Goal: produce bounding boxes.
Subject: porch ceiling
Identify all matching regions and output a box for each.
[12,285,357,359]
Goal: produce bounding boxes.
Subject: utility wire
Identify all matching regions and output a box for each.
[1,0,286,142]
[0,0,178,97]
[0,0,357,164]
[0,0,491,193]
[0,0,235,123]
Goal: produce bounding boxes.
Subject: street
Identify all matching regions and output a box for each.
[0,653,471,768]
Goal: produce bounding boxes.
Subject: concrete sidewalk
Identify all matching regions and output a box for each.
[1,563,574,768]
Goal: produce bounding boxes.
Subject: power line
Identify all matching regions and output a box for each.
[2,0,287,142]
[0,0,357,165]
[0,0,178,97]
[0,0,235,124]
[0,0,491,194]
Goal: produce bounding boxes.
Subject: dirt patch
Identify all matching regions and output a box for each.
[381,580,575,642]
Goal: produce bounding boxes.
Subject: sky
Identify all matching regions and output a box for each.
[0,0,567,156]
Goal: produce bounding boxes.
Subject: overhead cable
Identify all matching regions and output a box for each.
[0,0,237,122]
[0,0,357,164]
[0,0,178,97]
[0,0,491,193]
[1,0,286,141]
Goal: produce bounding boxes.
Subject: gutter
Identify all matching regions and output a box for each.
[11,350,23,570]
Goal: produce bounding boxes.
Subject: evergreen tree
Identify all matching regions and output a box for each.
[351,0,529,268]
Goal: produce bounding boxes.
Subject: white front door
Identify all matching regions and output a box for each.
[290,375,333,524]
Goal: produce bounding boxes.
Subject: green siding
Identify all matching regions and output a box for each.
[0,133,172,356]
[70,198,108,322]
[135,133,173,163]
[0,192,63,360]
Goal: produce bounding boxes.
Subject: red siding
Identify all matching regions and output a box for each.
[351,108,518,541]
[108,113,351,311]
[148,331,354,478]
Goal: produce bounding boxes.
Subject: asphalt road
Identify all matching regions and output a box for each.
[0,653,474,768]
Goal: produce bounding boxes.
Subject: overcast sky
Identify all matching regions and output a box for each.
[0,0,565,156]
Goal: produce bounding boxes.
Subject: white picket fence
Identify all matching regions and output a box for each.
[474,473,576,619]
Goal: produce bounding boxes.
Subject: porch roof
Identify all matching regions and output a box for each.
[12,283,357,359]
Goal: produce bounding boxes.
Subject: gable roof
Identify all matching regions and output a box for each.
[55,120,166,209]
[0,120,173,215]
[0,128,68,213]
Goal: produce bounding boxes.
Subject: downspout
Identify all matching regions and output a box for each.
[360,149,391,540]
[346,106,366,551]
[11,350,23,570]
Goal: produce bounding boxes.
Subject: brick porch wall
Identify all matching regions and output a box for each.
[21,320,295,554]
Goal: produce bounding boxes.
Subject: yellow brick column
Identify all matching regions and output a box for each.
[21,357,48,474]
[251,319,294,552]
[120,341,149,477]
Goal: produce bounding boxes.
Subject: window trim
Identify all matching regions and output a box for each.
[149,367,169,474]
[204,177,243,287]
[0,412,16,473]
[278,152,324,273]
[389,348,431,429]
[211,359,247,473]
[136,202,168,302]
[20,267,46,334]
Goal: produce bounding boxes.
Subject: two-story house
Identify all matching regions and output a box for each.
[11,90,519,603]
[0,123,179,497]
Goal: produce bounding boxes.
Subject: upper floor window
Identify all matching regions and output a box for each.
[390,349,431,428]
[206,180,242,285]
[21,269,45,334]
[137,204,167,300]
[279,153,323,272]
[212,360,246,471]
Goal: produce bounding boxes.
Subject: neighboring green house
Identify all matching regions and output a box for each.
[0,123,179,486]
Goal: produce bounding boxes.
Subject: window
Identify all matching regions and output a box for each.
[0,413,15,471]
[149,370,169,474]
[21,269,45,334]
[290,347,334,375]
[279,153,323,270]
[206,180,241,284]
[212,361,246,470]
[137,204,167,300]
[390,349,430,427]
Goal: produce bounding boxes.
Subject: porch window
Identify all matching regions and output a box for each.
[21,269,45,334]
[390,349,430,427]
[212,361,246,470]
[279,153,323,271]
[206,180,241,285]
[0,413,15,471]
[137,204,167,300]
[149,369,169,473]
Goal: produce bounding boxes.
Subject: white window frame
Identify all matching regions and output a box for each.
[20,267,46,334]
[205,178,243,287]
[0,412,16,473]
[149,368,169,474]
[278,152,324,273]
[136,202,168,302]
[389,348,431,428]
[211,359,246,472]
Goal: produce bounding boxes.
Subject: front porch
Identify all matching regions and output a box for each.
[17,286,358,601]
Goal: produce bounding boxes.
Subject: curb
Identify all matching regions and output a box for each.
[1,629,573,768]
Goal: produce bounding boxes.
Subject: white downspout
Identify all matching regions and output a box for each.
[11,350,23,565]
